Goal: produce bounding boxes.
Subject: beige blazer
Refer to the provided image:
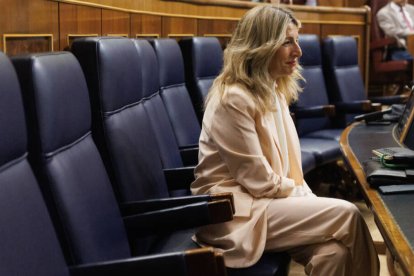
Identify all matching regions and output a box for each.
[191,84,309,268]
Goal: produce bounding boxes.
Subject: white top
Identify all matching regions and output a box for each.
[391,2,414,30]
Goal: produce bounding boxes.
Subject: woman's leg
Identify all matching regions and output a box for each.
[289,240,351,275]
[264,196,379,276]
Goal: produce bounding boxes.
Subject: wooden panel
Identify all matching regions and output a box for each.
[59,3,101,50]
[131,14,162,38]
[344,0,366,7]
[55,0,247,19]
[318,0,345,7]
[102,9,130,37]
[198,19,237,47]
[3,34,53,56]
[198,19,237,36]
[300,23,321,36]
[0,0,58,54]
[162,17,197,39]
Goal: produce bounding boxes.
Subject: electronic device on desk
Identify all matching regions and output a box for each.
[352,108,392,125]
[363,146,414,192]
[395,89,414,149]
[363,158,414,188]
[378,184,414,194]
[372,147,414,167]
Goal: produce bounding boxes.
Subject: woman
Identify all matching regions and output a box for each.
[191,5,379,276]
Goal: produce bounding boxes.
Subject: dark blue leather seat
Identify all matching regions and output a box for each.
[71,37,196,200]
[70,36,235,254]
[12,51,231,276]
[295,34,344,142]
[322,36,406,127]
[179,37,223,123]
[285,34,341,166]
[322,36,375,126]
[133,39,198,167]
[150,38,201,148]
[0,51,70,276]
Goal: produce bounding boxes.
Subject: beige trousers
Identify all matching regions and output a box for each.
[265,196,379,276]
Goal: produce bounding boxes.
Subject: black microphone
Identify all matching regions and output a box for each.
[352,108,392,124]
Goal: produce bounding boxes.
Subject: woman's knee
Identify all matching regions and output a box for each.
[335,200,360,218]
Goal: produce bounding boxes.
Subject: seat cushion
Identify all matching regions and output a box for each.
[303,128,343,142]
[301,150,316,174]
[300,138,341,165]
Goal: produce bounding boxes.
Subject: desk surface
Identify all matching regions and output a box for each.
[340,122,414,276]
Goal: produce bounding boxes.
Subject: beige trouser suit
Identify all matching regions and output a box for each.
[191,84,379,275]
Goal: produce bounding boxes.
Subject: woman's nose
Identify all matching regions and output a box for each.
[293,43,302,57]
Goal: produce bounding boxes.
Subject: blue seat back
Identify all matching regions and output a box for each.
[151,38,201,148]
[71,37,171,202]
[296,34,332,136]
[179,37,223,122]
[13,52,131,264]
[0,51,69,275]
[133,39,184,169]
[323,36,367,123]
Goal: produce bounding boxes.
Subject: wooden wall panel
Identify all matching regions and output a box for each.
[0,0,58,55]
[162,17,197,39]
[3,34,53,56]
[198,19,237,47]
[59,3,101,50]
[102,9,130,37]
[300,23,321,36]
[131,14,162,38]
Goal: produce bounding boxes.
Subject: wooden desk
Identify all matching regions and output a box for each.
[340,122,414,275]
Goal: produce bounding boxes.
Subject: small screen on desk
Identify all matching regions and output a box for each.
[396,89,414,148]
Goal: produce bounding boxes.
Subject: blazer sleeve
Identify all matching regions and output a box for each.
[207,89,295,198]
[377,8,410,41]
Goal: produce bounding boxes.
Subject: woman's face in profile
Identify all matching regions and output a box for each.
[268,23,302,81]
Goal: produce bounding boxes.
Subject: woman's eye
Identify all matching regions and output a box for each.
[283,41,291,46]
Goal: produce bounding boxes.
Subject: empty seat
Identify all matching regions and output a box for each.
[150,38,201,148]
[12,51,231,276]
[323,36,407,126]
[179,37,223,122]
[0,50,70,276]
[294,34,344,141]
[71,37,201,200]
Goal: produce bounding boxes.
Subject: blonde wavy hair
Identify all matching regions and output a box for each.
[205,5,303,113]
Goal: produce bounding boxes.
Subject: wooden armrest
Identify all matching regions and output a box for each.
[186,248,224,276]
[208,199,234,223]
[370,102,382,112]
[210,192,234,214]
[323,104,336,117]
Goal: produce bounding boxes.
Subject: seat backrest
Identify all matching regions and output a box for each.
[323,36,368,124]
[150,38,201,148]
[71,37,175,203]
[296,34,332,136]
[133,39,185,169]
[13,52,131,265]
[323,36,366,103]
[0,51,70,276]
[179,37,223,122]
